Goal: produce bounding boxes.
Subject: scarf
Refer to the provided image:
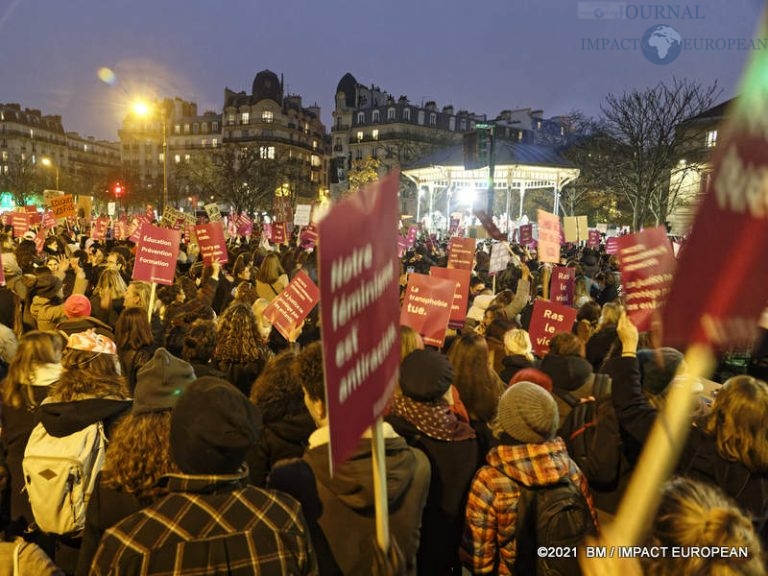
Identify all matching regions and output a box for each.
[390,394,476,442]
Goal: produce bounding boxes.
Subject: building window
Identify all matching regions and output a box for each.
[201,139,208,147]
[1,151,6,161]
[518,131,523,141]
[174,124,181,135]
[241,112,250,125]
[259,146,275,159]
[560,126,565,136]
[387,108,396,120]
[183,124,191,134]
[202,122,208,133]
[313,140,318,150]
[449,117,455,131]
[212,122,219,132]
[429,113,436,126]
[459,119,466,131]
[706,130,718,148]
[372,110,380,122]
[227,113,236,126]
[212,138,218,148]
[174,154,181,163]
[357,131,364,142]
[192,124,199,135]
[536,120,542,130]
[262,110,273,123]
[184,154,191,162]
[403,108,411,121]
[418,110,425,125]
[304,122,309,134]
[372,148,378,159]
[311,154,321,167]
[372,129,379,141]
[355,149,363,160]
[357,112,365,124]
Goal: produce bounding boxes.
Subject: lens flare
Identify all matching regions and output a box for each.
[97,67,116,85]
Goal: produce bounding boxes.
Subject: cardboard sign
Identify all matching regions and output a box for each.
[262,270,320,341]
[11,213,30,238]
[194,222,229,265]
[563,216,579,243]
[205,203,222,222]
[537,210,561,264]
[50,194,76,219]
[430,266,471,329]
[76,196,92,222]
[271,222,287,245]
[519,224,533,246]
[528,299,578,356]
[473,209,506,241]
[132,223,181,285]
[318,171,401,471]
[447,237,475,270]
[588,229,601,248]
[43,189,63,205]
[489,242,511,275]
[399,273,457,347]
[294,204,312,226]
[550,266,575,307]
[606,236,619,254]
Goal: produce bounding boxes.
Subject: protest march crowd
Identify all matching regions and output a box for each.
[0,206,766,576]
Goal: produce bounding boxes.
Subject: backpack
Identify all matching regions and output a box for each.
[22,420,107,535]
[556,374,622,489]
[514,476,596,576]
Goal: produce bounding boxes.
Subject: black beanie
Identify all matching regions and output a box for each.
[399,349,454,402]
[170,377,262,475]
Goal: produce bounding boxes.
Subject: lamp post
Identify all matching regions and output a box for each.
[132,99,169,211]
[41,157,59,189]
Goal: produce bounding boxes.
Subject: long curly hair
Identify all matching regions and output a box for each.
[52,348,129,402]
[100,410,179,502]
[249,351,308,424]
[1,331,63,410]
[701,375,768,473]
[448,331,502,422]
[214,302,263,363]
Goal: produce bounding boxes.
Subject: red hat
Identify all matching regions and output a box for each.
[509,368,554,393]
[63,294,91,318]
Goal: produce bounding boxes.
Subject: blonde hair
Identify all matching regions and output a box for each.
[93,269,127,299]
[702,375,768,473]
[503,329,533,361]
[597,301,623,331]
[1,331,63,410]
[126,281,152,311]
[400,325,424,361]
[645,477,765,575]
[251,298,273,341]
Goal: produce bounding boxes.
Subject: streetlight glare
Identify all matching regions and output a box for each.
[132,100,151,117]
[41,157,52,167]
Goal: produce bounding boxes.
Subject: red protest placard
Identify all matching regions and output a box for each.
[537,210,561,263]
[237,213,253,237]
[588,229,601,248]
[272,222,286,245]
[91,217,108,242]
[606,236,619,254]
[318,171,401,471]
[11,213,30,238]
[300,224,318,249]
[262,270,320,341]
[519,223,533,246]
[616,227,675,332]
[41,210,56,229]
[129,216,149,243]
[132,223,181,286]
[430,266,471,329]
[528,299,578,357]
[194,222,229,265]
[50,194,76,219]
[399,273,457,348]
[550,266,575,307]
[473,210,506,241]
[447,237,475,270]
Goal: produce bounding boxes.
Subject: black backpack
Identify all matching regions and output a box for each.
[555,374,622,490]
[514,476,596,575]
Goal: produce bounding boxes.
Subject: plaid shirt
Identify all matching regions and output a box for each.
[89,469,318,576]
[460,438,598,575]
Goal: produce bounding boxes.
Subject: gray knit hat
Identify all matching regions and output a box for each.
[495,381,559,443]
[133,348,196,414]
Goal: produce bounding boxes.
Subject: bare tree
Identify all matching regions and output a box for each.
[0,154,38,206]
[598,78,720,231]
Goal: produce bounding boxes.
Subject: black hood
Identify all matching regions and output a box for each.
[37,398,132,437]
[539,354,593,391]
[502,355,534,370]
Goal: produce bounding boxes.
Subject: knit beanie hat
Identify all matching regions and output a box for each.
[63,294,91,318]
[637,348,692,396]
[509,368,554,392]
[496,381,559,443]
[399,349,454,402]
[133,348,196,414]
[170,377,262,475]
[34,274,62,300]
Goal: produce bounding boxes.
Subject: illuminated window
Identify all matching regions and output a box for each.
[184,154,190,162]
[183,124,190,134]
[262,110,273,123]
[311,154,321,167]
[241,112,250,124]
[259,146,275,159]
[1,151,6,161]
[174,154,181,163]
[174,124,181,135]
[312,140,318,150]
[372,129,379,140]
[212,138,218,148]
[706,130,718,148]
[357,131,364,142]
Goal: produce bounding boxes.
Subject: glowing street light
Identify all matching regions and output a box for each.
[131,99,169,210]
[41,157,59,189]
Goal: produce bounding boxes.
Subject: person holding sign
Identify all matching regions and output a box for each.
[255,252,289,302]
[269,342,431,576]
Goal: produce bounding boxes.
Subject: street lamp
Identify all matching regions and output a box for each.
[41,157,59,189]
[132,99,169,211]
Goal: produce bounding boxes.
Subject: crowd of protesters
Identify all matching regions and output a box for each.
[0,218,766,575]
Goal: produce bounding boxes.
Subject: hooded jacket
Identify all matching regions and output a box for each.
[269,424,431,575]
[30,276,88,332]
[461,439,598,575]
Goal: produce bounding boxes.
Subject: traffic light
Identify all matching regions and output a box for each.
[113,182,124,198]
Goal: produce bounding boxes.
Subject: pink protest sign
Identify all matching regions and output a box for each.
[473,210,506,241]
[262,270,320,341]
[447,237,475,270]
[300,225,318,249]
[262,223,273,241]
[129,216,149,243]
[25,206,40,225]
[11,213,30,238]
[91,217,108,241]
[519,224,533,245]
[318,171,401,471]
[550,266,575,307]
[41,211,56,229]
[132,223,181,285]
[272,223,286,245]
[588,229,601,248]
[616,227,675,332]
[537,210,561,263]
[194,222,229,265]
[606,236,619,254]
[430,266,471,329]
[529,299,578,357]
[399,273,457,348]
[237,213,253,236]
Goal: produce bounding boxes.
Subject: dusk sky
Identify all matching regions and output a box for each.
[1,0,762,141]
